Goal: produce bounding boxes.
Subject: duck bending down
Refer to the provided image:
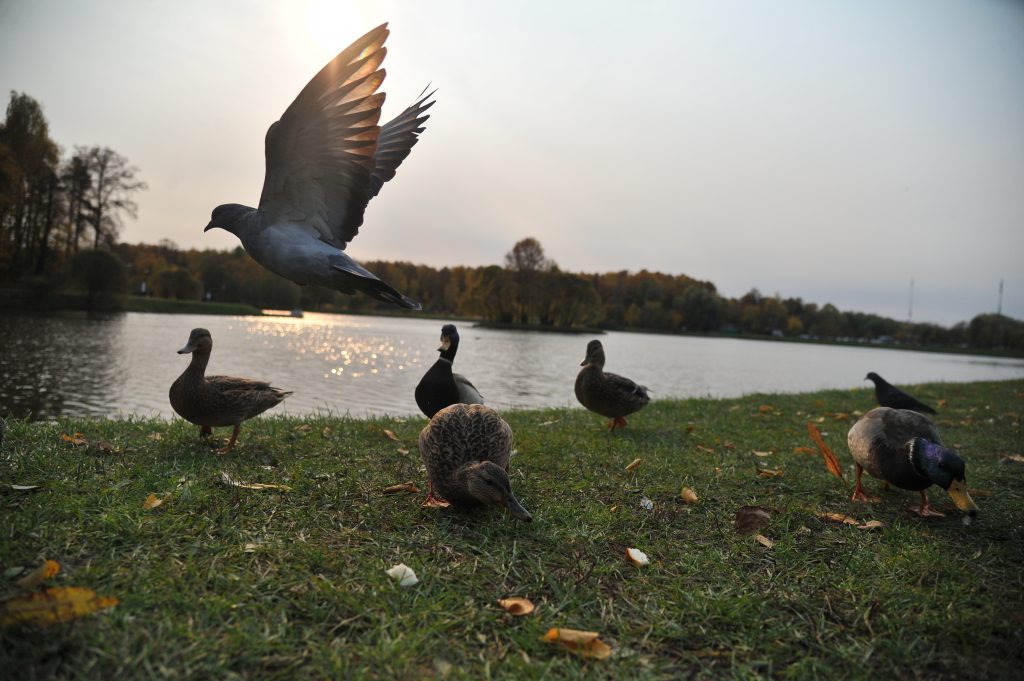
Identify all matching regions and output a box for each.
[414,324,482,418]
[418,403,531,521]
[169,328,291,452]
[847,407,977,517]
[865,372,937,414]
[574,340,650,430]
[203,24,433,309]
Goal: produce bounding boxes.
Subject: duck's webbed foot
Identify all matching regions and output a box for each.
[608,417,628,431]
[910,490,945,518]
[421,481,451,509]
[214,424,240,454]
[851,465,881,502]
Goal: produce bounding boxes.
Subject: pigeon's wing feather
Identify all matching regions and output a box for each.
[368,88,435,198]
[258,23,389,249]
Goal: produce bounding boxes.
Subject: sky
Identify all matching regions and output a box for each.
[1,0,1022,325]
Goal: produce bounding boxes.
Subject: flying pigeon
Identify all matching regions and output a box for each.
[204,23,433,309]
[864,372,937,414]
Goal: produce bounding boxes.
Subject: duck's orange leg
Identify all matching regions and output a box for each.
[851,464,880,502]
[608,417,628,431]
[422,481,451,509]
[215,424,240,453]
[910,490,945,517]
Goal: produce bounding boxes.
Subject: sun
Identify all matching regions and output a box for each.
[303,0,378,55]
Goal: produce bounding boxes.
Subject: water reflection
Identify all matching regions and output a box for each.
[1,310,1022,421]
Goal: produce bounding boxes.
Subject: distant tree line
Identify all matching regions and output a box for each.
[2,91,1020,353]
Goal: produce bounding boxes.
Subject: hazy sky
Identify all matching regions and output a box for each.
[2,0,1022,325]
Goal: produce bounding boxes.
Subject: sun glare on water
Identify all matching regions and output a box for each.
[303,0,378,54]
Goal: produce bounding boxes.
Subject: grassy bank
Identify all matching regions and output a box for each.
[0,288,261,316]
[1,381,1022,678]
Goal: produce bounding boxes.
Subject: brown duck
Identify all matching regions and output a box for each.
[575,340,650,430]
[418,403,531,521]
[169,328,291,452]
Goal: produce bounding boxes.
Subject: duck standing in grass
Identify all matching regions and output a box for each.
[865,372,937,414]
[575,340,650,430]
[169,328,291,452]
[418,403,532,521]
[415,324,483,418]
[847,407,977,517]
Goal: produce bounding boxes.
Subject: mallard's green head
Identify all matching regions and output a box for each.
[465,461,531,521]
[178,328,213,355]
[580,340,605,369]
[438,324,460,360]
[910,438,978,516]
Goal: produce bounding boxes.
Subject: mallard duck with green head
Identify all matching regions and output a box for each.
[574,340,650,430]
[169,328,291,452]
[415,323,483,418]
[418,403,531,521]
[847,407,977,517]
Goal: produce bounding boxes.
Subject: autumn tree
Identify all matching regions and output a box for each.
[503,237,555,324]
[79,146,147,249]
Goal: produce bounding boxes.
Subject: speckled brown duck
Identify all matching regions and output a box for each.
[848,407,977,517]
[574,340,650,430]
[418,403,531,521]
[169,328,291,452]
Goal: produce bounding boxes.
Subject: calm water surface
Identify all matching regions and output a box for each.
[2,311,1023,421]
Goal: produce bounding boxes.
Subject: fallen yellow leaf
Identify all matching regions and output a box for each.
[497,597,535,616]
[383,429,401,443]
[147,432,163,441]
[542,628,612,660]
[16,560,60,589]
[756,468,783,478]
[397,447,410,455]
[680,487,699,504]
[792,446,817,456]
[807,422,845,479]
[383,482,420,494]
[294,424,313,433]
[61,432,87,446]
[857,520,884,531]
[1001,454,1024,464]
[321,426,332,438]
[818,511,859,526]
[752,450,772,457]
[758,405,774,413]
[755,534,774,549]
[0,587,118,628]
[143,493,163,510]
[624,458,642,472]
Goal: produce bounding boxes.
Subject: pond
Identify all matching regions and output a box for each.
[2,311,1022,421]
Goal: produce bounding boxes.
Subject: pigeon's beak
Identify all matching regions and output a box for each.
[203,221,215,232]
[947,479,978,516]
[505,495,532,522]
[437,336,451,352]
[177,342,196,355]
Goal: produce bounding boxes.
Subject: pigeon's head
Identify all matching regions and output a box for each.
[464,461,532,521]
[909,438,978,516]
[865,372,882,383]
[580,340,605,369]
[438,324,460,356]
[204,204,251,236]
[177,328,213,355]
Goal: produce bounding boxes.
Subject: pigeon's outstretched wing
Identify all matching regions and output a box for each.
[369,88,435,198]
[258,24,388,250]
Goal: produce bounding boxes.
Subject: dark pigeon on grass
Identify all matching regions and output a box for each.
[865,372,937,414]
[204,23,433,310]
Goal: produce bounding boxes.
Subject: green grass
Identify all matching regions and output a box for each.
[1,381,1022,679]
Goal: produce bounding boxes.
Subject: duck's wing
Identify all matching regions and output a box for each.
[257,24,388,250]
[602,371,651,404]
[207,375,291,418]
[453,373,484,404]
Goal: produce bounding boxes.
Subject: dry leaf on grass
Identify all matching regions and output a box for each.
[756,468,783,478]
[792,446,817,455]
[0,587,118,628]
[383,482,420,494]
[219,471,292,491]
[61,432,87,446]
[294,424,313,433]
[639,497,654,511]
[421,496,451,509]
[243,543,259,553]
[696,445,715,454]
[385,563,419,587]
[15,560,60,589]
[624,458,642,472]
[538,419,560,427]
[818,511,860,526]
[752,450,772,457]
[735,506,771,534]
[807,422,845,479]
[758,405,774,413]
[396,447,410,455]
[680,487,699,504]
[857,520,884,531]
[754,534,774,549]
[541,628,612,660]
[497,597,535,616]
[1001,454,1024,464]
[147,432,163,441]
[321,426,332,438]
[625,548,650,566]
[382,429,401,443]
[143,493,163,510]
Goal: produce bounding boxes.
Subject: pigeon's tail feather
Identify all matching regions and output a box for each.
[328,257,421,310]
